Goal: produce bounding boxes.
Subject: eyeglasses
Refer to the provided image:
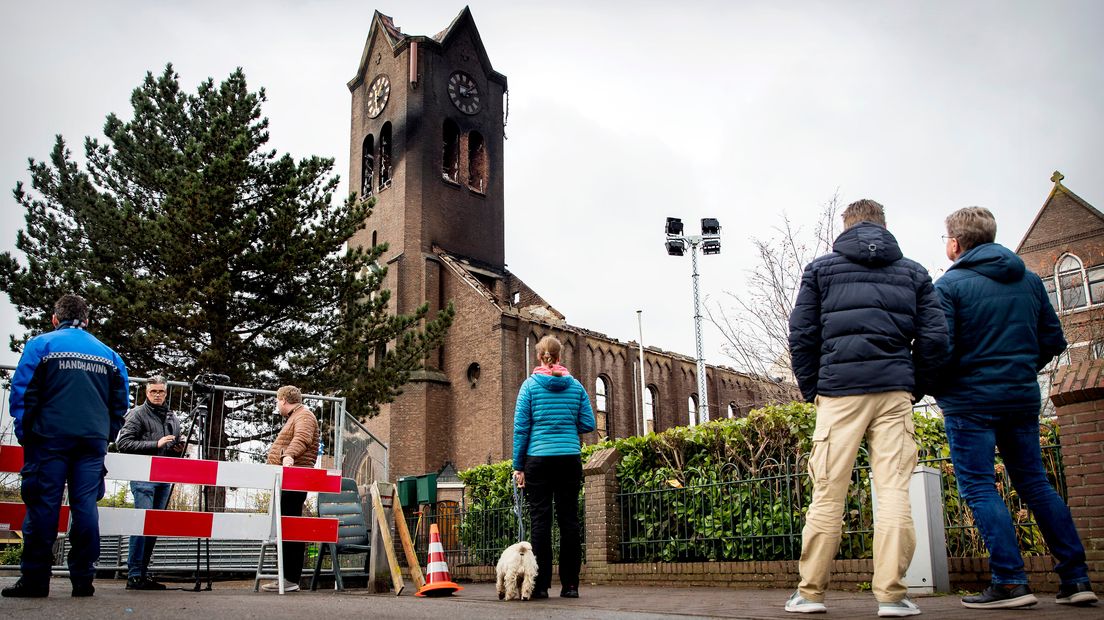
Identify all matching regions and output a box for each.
[148,389,167,394]
[941,235,955,243]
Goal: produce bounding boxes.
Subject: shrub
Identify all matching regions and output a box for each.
[0,542,21,566]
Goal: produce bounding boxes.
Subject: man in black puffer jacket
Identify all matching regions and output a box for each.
[115,375,183,591]
[784,200,947,618]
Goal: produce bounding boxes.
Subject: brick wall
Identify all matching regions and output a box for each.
[1051,360,1104,585]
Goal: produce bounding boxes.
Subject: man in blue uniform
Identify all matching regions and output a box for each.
[3,294,130,598]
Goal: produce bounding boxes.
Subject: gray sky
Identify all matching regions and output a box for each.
[1,0,1102,371]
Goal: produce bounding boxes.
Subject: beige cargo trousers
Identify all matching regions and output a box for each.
[798,391,918,604]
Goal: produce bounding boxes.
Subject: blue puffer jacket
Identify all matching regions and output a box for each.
[9,325,130,444]
[789,222,949,402]
[512,372,596,470]
[932,243,1066,414]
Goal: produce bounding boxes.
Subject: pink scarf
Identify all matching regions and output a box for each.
[533,364,571,377]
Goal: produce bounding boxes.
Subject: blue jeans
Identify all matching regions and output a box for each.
[944,411,1089,586]
[128,481,172,578]
[20,438,107,585]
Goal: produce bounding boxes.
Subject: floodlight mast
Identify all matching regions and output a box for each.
[663,218,722,425]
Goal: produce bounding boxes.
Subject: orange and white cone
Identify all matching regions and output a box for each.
[416,523,463,597]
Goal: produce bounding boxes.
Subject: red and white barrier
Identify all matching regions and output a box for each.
[97,508,335,543]
[0,443,342,592]
[0,503,69,533]
[102,452,341,492]
[0,445,340,492]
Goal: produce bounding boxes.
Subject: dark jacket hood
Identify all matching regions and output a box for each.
[533,373,572,392]
[947,242,1025,284]
[833,222,904,266]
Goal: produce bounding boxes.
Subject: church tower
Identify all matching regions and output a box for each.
[348,8,508,478]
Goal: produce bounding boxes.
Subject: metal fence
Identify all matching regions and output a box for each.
[399,497,582,568]
[616,446,1067,563]
[0,364,387,573]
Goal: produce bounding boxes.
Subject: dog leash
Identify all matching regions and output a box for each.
[512,479,526,542]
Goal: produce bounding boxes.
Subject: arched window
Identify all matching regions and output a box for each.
[688,395,698,427]
[643,386,657,435]
[467,131,487,193]
[442,120,460,183]
[360,134,374,197]
[595,376,610,439]
[378,122,393,191]
[1055,254,1088,311]
[727,402,737,419]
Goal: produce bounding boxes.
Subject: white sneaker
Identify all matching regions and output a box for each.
[878,597,921,617]
[260,579,299,592]
[785,591,827,613]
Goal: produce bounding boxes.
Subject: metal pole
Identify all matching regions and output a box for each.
[690,240,708,422]
[636,310,647,434]
[335,397,346,472]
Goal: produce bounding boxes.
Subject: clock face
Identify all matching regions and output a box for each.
[448,71,481,115]
[366,74,390,118]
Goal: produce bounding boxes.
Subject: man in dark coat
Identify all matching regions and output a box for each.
[934,206,1096,609]
[115,375,183,591]
[786,200,947,617]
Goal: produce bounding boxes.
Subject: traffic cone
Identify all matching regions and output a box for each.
[415,522,463,597]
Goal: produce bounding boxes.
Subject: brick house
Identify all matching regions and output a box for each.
[1016,171,1104,366]
[347,9,785,480]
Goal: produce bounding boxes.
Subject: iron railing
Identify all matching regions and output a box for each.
[616,446,1066,563]
[399,497,583,567]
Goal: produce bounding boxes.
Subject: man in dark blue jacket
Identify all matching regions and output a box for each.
[934,207,1096,609]
[2,294,130,598]
[786,200,947,617]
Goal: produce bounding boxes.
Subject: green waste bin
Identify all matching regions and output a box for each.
[396,476,418,508]
[415,473,438,505]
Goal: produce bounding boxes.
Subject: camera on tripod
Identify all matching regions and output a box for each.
[191,373,230,395]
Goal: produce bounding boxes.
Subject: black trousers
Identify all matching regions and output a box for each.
[280,490,307,582]
[523,454,582,592]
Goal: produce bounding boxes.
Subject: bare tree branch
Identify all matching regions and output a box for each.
[708,191,841,405]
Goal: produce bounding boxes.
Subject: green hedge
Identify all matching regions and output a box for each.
[458,403,1061,564]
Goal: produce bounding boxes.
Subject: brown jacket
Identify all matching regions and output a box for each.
[267,405,319,467]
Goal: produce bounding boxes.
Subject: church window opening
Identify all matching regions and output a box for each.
[1055,254,1088,311]
[442,120,460,183]
[643,385,657,435]
[595,375,610,439]
[466,362,480,388]
[727,401,738,418]
[1093,341,1104,360]
[378,122,393,191]
[688,394,699,427]
[467,131,487,193]
[1089,266,1104,305]
[360,134,374,197]
[1044,278,1058,311]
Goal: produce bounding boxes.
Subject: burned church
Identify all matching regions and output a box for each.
[348,9,783,479]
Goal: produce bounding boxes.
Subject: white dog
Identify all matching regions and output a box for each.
[495,541,538,601]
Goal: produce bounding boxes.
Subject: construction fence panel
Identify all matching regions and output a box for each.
[0,364,388,573]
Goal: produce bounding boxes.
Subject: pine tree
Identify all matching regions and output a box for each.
[0,64,454,422]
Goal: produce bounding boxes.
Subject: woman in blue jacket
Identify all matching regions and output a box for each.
[512,335,596,600]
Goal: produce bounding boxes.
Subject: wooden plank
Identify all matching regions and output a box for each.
[370,482,405,596]
[391,499,425,589]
